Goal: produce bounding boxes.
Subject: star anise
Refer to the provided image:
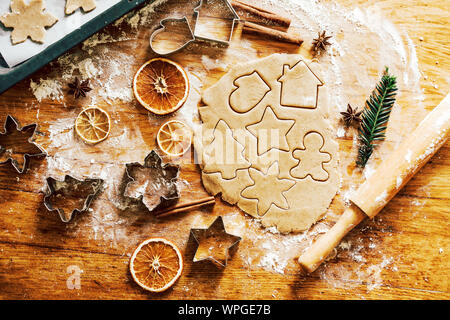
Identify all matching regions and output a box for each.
[68,77,92,99]
[340,104,362,127]
[312,30,332,56]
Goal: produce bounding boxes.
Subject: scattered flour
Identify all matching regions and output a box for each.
[363,163,376,179]
[396,176,403,188]
[78,58,103,80]
[375,190,388,205]
[30,79,63,102]
[336,126,346,138]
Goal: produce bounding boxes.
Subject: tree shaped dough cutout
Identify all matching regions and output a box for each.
[65,0,96,15]
[195,54,339,232]
[203,120,251,179]
[0,0,58,44]
[291,132,331,181]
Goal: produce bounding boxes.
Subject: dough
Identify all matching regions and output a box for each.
[194,54,339,233]
[65,0,96,15]
[0,0,58,44]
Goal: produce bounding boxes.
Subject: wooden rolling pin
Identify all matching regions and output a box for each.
[298,93,450,274]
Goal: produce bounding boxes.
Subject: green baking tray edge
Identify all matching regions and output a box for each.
[0,0,155,94]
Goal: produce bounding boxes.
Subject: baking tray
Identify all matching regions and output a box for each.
[0,0,154,95]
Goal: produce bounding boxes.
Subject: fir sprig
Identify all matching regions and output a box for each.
[357,67,397,167]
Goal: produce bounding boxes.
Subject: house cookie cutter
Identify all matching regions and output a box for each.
[44,175,104,223]
[123,150,180,212]
[149,0,240,55]
[0,115,46,174]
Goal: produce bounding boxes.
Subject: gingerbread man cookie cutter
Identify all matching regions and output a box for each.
[149,0,240,55]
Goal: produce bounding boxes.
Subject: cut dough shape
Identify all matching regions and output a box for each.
[195,54,339,232]
[246,106,295,155]
[229,71,271,113]
[203,120,251,179]
[0,0,58,44]
[241,162,295,216]
[278,60,323,108]
[65,0,96,15]
[291,132,331,181]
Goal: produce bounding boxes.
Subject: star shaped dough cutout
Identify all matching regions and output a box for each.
[0,0,58,44]
[246,106,295,155]
[65,0,97,15]
[242,162,295,216]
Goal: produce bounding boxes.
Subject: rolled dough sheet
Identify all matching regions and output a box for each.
[194,54,340,233]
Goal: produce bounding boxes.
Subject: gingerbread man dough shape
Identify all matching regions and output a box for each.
[65,0,96,15]
[195,54,339,233]
[0,0,58,44]
[291,132,331,181]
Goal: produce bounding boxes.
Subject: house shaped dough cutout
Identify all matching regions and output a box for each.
[278,60,323,109]
[194,0,239,44]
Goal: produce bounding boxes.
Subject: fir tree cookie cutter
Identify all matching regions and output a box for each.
[149,0,239,55]
[123,150,180,212]
[190,216,242,268]
[43,175,104,223]
[0,115,46,174]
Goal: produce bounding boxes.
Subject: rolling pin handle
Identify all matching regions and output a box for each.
[298,204,366,273]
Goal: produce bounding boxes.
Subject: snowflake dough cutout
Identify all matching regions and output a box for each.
[65,0,96,15]
[0,0,58,44]
[195,54,340,233]
[242,162,295,216]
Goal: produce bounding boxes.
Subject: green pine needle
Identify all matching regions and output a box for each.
[356,67,398,167]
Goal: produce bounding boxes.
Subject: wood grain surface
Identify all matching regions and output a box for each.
[0,0,448,300]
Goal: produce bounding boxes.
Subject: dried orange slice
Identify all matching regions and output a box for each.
[133,58,189,115]
[129,238,183,293]
[157,120,192,157]
[75,107,111,144]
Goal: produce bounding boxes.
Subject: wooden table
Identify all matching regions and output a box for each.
[0,0,448,299]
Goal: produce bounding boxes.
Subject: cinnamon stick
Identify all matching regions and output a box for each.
[156,196,216,218]
[242,21,303,45]
[231,0,291,28]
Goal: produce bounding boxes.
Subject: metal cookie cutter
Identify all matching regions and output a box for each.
[190,216,242,268]
[44,175,104,223]
[123,150,180,212]
[0,115,46,174]
[150,0,240,55]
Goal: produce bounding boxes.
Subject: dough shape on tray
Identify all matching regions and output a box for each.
[65,0,96,15]
[0,0,58,45]
[194,54,340,233]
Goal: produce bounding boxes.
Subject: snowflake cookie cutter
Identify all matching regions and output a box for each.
[43,175,104,223]
[149,0,240,55]
[0,115,46,174]
[123,150,180,212]
[190,216,242,268]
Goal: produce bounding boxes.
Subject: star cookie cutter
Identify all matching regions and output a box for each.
[123,150,180,212]
[190,216,242,268]
[0,115,46,174]
[149,0,240,55]
[43,175,104,223]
